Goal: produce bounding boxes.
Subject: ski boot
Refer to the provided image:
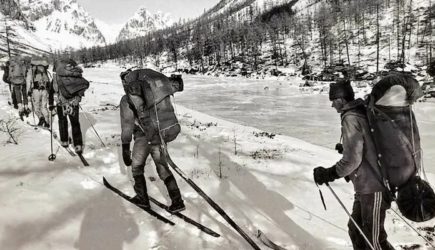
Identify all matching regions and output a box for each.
[60,141,69,148]
[168,197,185,213]
[132,175,150,209]
[165,176,185,213]
[43,119,50,128]
[74,145,83,154]
[18,111,25,120]
[37,117,45,126]
[18,104,25,120]
[24,106,31,117]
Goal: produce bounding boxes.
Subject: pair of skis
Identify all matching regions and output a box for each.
[104,177,285,249]
[103,177,220,237]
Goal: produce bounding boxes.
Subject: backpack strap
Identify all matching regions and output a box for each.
[340,108,392,194]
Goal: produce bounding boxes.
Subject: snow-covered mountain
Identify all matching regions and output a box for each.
[116,7,173,42]
[18,0,106,50]
[94,19,123,45]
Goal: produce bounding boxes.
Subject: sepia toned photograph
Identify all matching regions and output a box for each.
[1,0,435,249]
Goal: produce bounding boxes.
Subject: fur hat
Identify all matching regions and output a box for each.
[329,79,355,101]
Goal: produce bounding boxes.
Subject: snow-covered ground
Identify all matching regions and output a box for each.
[0,65,434,250]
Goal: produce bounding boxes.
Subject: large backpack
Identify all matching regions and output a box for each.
[30,58,50,89]
[366,73,422,188]
[54,59,89,99]
[2,61,11,84]
[122,69,183,144]
[8,56,29,85]
[366,73,435,222]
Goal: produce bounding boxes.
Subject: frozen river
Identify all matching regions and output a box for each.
[177,75,339,148]
[177,75,435,172]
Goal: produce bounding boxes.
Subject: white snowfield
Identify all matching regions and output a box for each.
[0,65,434,250]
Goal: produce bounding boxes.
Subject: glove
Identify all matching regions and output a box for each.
[335,143,343,154]
[313,166,339,185]
[122,143,132,166]
[28,91,32,97]
[49,105,56,111]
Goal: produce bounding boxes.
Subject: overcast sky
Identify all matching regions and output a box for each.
[76,0,220,25]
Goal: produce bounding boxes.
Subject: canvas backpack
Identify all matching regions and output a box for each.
[31,58,50,89]
[2,61,11,84]
[54,59,89,99]
[366,73,435,222]
[122,68,183,144]
[8,56,29,85]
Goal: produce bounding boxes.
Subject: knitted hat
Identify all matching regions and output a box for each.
[120,69,131,81]
[329,79,355,101]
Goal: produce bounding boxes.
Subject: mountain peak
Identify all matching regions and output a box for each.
[137,6,150,13]
[20,0,106,49]
[116,7,173,42]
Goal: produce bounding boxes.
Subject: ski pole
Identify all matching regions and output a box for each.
[78,105,106,147]
[163,148,261,250]
[48,109,56,161]
[326,183,375,250]
[390,208,435,248]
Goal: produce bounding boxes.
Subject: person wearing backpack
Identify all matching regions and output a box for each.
[313,79,395,250]
[27,59,51,128]
[119,69,185,213]
[49,59,89,154]
[9,56,31,119]
[2,60,18,109]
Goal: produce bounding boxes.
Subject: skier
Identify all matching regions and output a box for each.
[49,59,89,154]
[2,60,18,109]
[8,56,31,119]
[27,58,50,128]
[119,71,185,213]
[313,79,395,250]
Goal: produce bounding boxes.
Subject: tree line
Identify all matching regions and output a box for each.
[70,0,434,75]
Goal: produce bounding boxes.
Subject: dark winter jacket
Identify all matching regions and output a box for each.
[335,99,386,194]
[120,95,146,144]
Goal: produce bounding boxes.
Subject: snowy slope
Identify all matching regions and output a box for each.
[290,0,431,71]
[94,19,123,45]
[204,0,289,21]
[116,7,173,42]
[0,65,434,249]
[0,13,52,58]
[19,0,106,50]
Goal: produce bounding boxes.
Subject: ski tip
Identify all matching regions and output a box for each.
[102,177,108,185]
[207,230,221,238]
